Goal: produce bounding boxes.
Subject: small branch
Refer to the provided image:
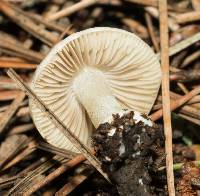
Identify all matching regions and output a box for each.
[145,6,180,31]
[121,17,149,38]
[175,11,200,24]
[150,86,200,121]
[178,114,200,126]
[56,24,74,43]
[0,60,37,69]
[7,68,111,183]
[7,155,60,195]
[47,0,98,21]
[0,91,25,135]
[26,12,66,33]
[125,0,158,7]
[168,32,200,57]
[0,2,58,46]
[55,169,93,195]
[171,51,187,68]
[23,154,86,196]
[156,31,200,61]
[181,50,200,68]
[0,90,20,101]
[159,0,175,194]
[38,142,77,160]
[1,140,37,171]
[170,69,200,83]
[170,93,200,120]
[8,123,34,135]
[0,37,44,63]
[145,12,160,52]
[0,76,30,90]
[192,0,200,11]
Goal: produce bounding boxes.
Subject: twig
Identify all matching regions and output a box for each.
[145,6,180,31]
[169,93,200,120]
[185,95,200,105]
[0,31,24,46]
[125,0,158,7]
[192,0,200,11]
[8,123,34,135]
[16,106,29,117]
[99,0,121,6]
[0,48,40,63]
[181,50,200,68]
[23,154,86,195]
[47,0,98,21]
[38,142,77,160]
[145,12,160,52]
[56,24,74,43]
[175,11,200,24]
[1,140,37,171]
[178,114,200,126]
[0,135,29,170]
[0,91,25,135]
[156,32,200,74]
[26,12,66,32]
[55,169,94,195]
[0,90,20,101]
[170,69,200,83]
[159,1,175,195]
[0,2,58,46]
[0,176,21,190]
[7,156,60,195]
[121,17,149,38]
[127,0,187,12]
[0,56,27,62]
[156,93,200,108]
[167,32,200,57]
[0,76,30,90]
[0,60,37,69]
[0,37,44,63]
[7,68,111,183]
[150,86,200,121]
[177,82,189,94]
[171,51,187,68]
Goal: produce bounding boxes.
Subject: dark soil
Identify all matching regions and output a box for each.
[92,111,166,196]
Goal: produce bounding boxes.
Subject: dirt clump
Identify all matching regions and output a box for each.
[92,111,165,196]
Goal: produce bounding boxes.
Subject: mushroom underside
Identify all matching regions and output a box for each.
[30,27,161,153]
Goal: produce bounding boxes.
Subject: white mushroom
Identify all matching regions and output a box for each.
[29,27,161,153]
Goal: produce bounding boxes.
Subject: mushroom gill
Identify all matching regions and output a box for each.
[30,27,161,152]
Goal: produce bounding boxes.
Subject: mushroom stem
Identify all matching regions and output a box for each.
[73,67,122,128]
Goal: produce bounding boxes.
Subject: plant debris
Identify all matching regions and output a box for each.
[177,162,200,196]
[0,0,200,195]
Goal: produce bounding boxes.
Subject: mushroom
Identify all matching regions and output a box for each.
[30,27,161,153]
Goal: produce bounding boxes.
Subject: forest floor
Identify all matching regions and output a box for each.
[0,0,200,195]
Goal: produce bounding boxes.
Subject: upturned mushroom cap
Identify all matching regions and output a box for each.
[30,27,161,153]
